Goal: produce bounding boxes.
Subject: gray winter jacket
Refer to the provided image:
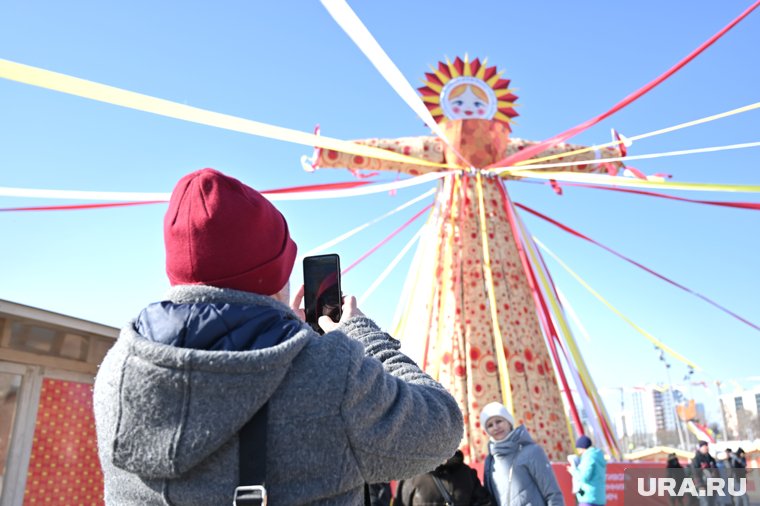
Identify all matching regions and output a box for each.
[93,285,463,505]
[483,425,564,506]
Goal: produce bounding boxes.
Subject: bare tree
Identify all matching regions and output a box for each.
[656,429,681,448]
[735,409,756,440]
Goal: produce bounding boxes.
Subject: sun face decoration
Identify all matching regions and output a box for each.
[418,55,518,130]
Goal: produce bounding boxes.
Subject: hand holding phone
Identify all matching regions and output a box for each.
[317,295,365,333]
[303,254,343,334]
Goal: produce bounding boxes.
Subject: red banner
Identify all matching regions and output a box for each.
[467,460,658,506]
[24,378,104,505]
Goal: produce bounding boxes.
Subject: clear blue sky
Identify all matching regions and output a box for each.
[1,1,758,432]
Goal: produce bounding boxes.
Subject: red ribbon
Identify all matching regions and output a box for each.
[261,180,375,194]
[421,177,459,371]
[0,201,165,212]
[0,180,380,212]
[515,202,760,332]
[544,181,760,210]
[497,181,585,437]
[532,244,620,455]
[342,203,432,275]
[486,0,760,169]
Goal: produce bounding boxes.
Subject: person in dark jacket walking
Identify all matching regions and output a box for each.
[727,448,748,506]
[395,450,493,506]
[93,168,464,505]
[692,441,718,506]
[726,448,748,480]
[666,453,686,506]
[730,448,748,478]
[480,402,564,506]
[733,448,747,469]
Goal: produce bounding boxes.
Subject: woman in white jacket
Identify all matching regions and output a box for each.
[480,402,565,506]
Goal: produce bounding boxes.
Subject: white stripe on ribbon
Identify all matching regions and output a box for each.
[0,59,456,170]
[556,287,592,343]
[319,0,475,167]
[298,188,435,259]
[320,0,445,140]
[0,187,171,201]
[359,224,425,305]
[0,171,452,202]
[505,170,760,193]
[491,140,760,174]
[266,171,451,200]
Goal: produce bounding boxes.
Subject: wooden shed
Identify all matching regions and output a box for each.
[0,299,117,506]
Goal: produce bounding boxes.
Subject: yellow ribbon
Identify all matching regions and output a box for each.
[533,237,701,371]
[410,176,455,378]
[393,192,440,358]
[512,207,621,458]
[497,141,760,174]
[432,176,460,381]
[514,101,760,167]
[475,172,514,413]
[0,58,458,170]
[506,170,760,193]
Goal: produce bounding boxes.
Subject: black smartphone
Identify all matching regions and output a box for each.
[303,254,342,334]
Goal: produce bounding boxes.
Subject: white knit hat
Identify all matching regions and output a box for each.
[479,402,515,429]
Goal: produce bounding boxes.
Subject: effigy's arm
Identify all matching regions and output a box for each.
[504,137,625,174]
[312,132,625,176]
[314,135,447,176]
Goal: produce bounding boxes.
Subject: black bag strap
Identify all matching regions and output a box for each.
[431,475,454,506]
[234,404,268,506]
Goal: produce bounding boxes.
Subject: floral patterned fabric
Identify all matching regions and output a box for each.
[314,119,624,461]
[316,120,623,176]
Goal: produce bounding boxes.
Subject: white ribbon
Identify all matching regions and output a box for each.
[0,171,453,202]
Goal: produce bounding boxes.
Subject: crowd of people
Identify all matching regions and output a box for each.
[89,167,646,505]
[664,440,752,506]
[685,441,750,506]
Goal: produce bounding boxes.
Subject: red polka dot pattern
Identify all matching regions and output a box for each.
[418,174,569,463]
[24,378,104,505]
[313,126,625,463]
[315,135,447,175]
[315,134,622,179]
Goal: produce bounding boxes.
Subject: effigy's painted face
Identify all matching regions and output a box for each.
[449,86,488,118]
[419,56,518,129]
[440,78,497,122]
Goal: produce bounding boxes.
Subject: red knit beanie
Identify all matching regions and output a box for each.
[164,168,297,295]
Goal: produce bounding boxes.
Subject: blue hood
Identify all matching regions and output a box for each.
[104,287,315,480]
[136,300,302,351]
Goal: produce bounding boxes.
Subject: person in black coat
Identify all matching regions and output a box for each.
[692,441,718,506]
[395,450,493,506]
[728,448,749,506]
[666,453,685,506]
[728,448,747,478]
